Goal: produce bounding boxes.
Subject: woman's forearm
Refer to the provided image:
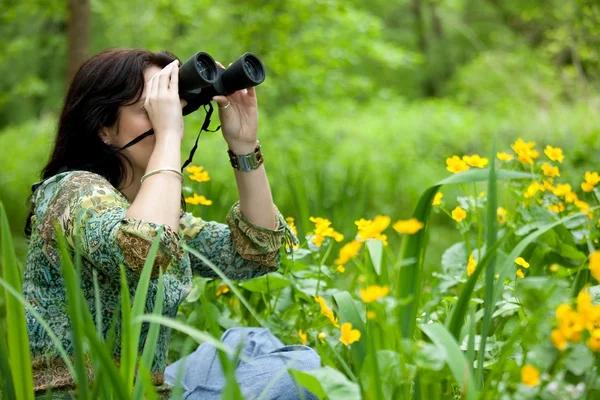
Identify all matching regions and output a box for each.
[125,137,182,231]
[229,140,277,230]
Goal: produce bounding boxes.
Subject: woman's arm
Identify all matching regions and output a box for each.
[179,204,296,279]
[228,140,278,230]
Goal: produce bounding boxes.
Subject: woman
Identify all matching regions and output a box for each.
[23,48,319,399]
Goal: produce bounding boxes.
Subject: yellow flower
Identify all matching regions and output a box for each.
[544,145,564,163]
[337,265,346,273]
[298,329,307,345]
[588,329,600,352]
[355,216,390,245]
[524,182,543,199]
[359,285,390,303]
[515,257,530,268]
[551,329,568,351]
[582,182,595,192]
[575,200,593,219]
[334,241,362,266]
[286,217,298,236]
[541,163,560,178]
[547,203,565,214]
[185,193,213,206]
[590,251,600,282]
[309,217,344,247]
[497,152,514,161]
[556,304,584,342]
[516,269,525,279]
[216,284,230,296]
[511,138,539,165]
[339,322,361,346]
[521,364,540,387]
[451,206,467,223]
[446,155,469,173]
[549,264,559,272]
[317,332,327,341]
[392,218,424,234]
[543,179,555,191]
[585,171,600,185]
[551,183,573,197]
[366,310,377,320]
[432,192,443,205]
[462,154,489,168]
[314,296,339,327]
[186,166,211,183]
[467,254,476,276]
[497,207,507,224]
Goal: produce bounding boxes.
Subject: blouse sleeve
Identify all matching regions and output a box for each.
[46,171,189,283]
[179,201,298,279]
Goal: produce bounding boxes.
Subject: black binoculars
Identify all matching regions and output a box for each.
[179,52,266,116]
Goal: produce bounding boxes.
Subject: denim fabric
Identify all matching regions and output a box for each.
[165,327,320,400]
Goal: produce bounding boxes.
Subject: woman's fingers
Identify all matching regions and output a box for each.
[169,61,179,91]
[158,63,173,95]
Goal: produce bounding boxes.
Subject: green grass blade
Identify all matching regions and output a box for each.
[0,322,16,400]
[492,210,598,309]
[397,169,534,339]
[332,291,367,374]
[81,322,129,399]
[133,271,165,400]
[119,265,133,393]
[0,202,34,400]
[477,141,498,387]
[0,277,76,378]
[93,270,103,338]
[55,223,89,400]
[420,323,477,400]
[182,243,265,326]
[129,231,162,390]
[444,233,511,338]
[134,314,238,356]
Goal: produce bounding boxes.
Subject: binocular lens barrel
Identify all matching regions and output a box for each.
[178,51,266,102]
[178,52,219,94]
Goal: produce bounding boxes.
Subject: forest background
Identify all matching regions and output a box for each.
[1,0,599,267]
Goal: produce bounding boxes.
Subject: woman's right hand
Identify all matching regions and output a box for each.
[144,60,184,142]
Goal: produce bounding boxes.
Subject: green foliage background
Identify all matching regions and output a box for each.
[1,0,600,264]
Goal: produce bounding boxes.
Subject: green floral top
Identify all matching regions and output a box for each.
[23,170,295,395]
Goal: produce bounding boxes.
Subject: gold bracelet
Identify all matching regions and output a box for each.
[140,168,184,184]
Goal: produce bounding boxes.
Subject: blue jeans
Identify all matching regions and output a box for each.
[165,327,320,400]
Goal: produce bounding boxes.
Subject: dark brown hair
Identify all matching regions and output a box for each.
[25,48,179,236]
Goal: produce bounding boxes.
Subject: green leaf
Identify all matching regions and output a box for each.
[565,343,594,376]
[290,367,361,400]
[414,342,445,371]
[0,202,34,400]
[366,239,383,275]
[332,292,367,373]
[420,323,477,400]
[133,272,165,399]
[478,140,499,388]
[398,168,533,339]
[238,272,291,293]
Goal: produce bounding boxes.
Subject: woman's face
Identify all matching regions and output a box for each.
[101,65,162,175]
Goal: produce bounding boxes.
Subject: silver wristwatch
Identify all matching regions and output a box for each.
[227,142,264,172]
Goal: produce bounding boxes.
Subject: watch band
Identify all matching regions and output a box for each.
[227,142,264,172]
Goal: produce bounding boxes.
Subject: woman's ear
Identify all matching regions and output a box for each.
[99,127,113,145]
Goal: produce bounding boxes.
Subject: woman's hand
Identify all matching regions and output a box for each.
[144,60,184,143]
[212,61,259,154]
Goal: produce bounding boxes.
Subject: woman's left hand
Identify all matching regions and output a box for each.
[212,61,259,154]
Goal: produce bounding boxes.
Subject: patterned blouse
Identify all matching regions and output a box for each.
[23,170,296,396]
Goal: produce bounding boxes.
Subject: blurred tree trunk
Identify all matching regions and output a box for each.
[412,0,436,96]
[66,0,90,87]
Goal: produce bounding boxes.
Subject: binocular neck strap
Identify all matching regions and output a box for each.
[115,102,221,172]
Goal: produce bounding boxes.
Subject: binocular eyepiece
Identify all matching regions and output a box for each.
[178,52,266,116]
